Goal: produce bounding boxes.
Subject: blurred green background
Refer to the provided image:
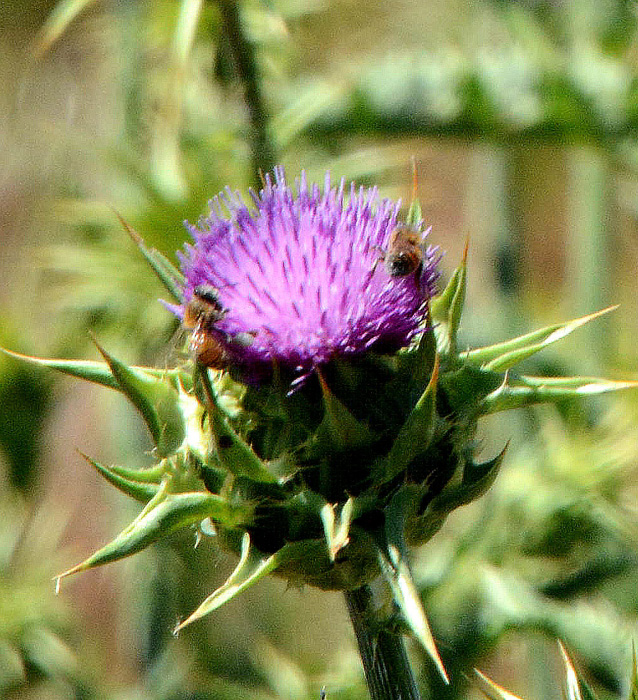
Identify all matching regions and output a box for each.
[2,0,638,698]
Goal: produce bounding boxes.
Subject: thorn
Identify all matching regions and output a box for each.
[462,234,470,265]
[410,156,419,203]
[200,517,217,537]
[430,353,440,386]
[54,576,61,595]
[110,206,143,246]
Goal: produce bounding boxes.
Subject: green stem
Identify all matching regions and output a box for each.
[344,585,421,700]
[216,0,276,186]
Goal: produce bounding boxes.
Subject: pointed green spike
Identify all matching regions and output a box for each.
[377,541,448,684]
[380,356,439,484]
[405,158,423,228]
[434,443,508,512]
[0,348,183,393]
[481,375,638,415]
[174,534,273,632]
[175,378,209,462]
[473,669,526,700]
[93,340,185,457]
[629,642,638,700]
[113,210,184,302]
[320,497,355,562]
[79,452,161,502]
[402,309,436,394]
[198,367,276,483]
[101,461,167,484]
[440,364,503,414]
[316,370,375,450]
[174,535,310,633]
[464,307,618,371]
[383,485,418,559]
[0,349,119,390]
[558,641,599,700]
[56,488,249,582]
[430,241,467,357]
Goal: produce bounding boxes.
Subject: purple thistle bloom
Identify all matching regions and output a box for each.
[175,167,440,386]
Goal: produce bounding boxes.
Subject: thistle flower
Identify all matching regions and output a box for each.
[6,167,635,696]
[173,167,439,387]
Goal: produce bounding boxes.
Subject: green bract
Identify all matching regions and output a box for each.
[4,218,635,680]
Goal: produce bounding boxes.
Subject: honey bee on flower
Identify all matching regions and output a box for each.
[169,167,440,387]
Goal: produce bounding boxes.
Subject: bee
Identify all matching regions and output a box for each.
[381,225,424,278]
[182,285,229,369]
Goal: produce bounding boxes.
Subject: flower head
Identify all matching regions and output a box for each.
[176,167,439,384]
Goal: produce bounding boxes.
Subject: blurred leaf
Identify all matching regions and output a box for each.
[629,642,638,700]
[113,211,185,303]
[559,641,599,700]
[0,639,25,691]
[32,0,98,58]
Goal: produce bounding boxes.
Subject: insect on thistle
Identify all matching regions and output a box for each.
[372,224,425,280]
[182,284,230,369]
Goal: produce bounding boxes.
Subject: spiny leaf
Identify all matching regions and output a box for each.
[316,370,375,451]
[464,307,618,371]
[94,340,185,457]
[174,535,312,633]
[383,486,417,559]
[439,363,503,414]
[56,489,248,582]
[80,452,161,503]
[199,367,276,483]
[481,375,638,414]
[377,541,448,683]
[473,669,525,700]
[402,313,436,400]
[379,356,439,484]
[0,348,181,390]
[430,241,467,357]
[432,443,508,512]
[1,349,118,390]
[113,210,184,303]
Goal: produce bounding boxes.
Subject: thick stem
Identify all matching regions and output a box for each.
[345,585,421,700]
